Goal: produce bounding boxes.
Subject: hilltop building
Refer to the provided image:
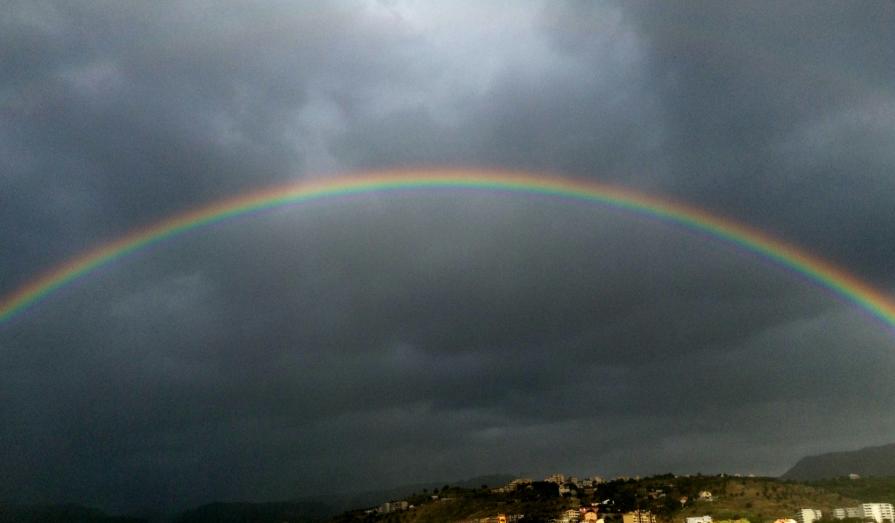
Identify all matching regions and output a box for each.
[623,510,657,523]
[491,478,532,494]
[546,473,566,484]
[378,500,408,514]
[795,509,822,523]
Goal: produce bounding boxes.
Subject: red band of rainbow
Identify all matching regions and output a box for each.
[2,169,894,333]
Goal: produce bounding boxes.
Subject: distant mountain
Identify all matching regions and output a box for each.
[781,443,895,480]
[0,474,517,522]
[172,473,515,522]
[297,473,515,513]
[0,503,146,523]
[174,501,333,523]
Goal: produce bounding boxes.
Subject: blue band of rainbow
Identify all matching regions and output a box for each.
[2,169,894,334]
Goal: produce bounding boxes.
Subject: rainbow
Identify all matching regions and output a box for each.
[2,168,895,332]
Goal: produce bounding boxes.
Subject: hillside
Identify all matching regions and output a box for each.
[174,501,333,523]
[8,474,894,522]
[328,475,871,523]
[803,477,895,506]
[0,503,146,523]
[781,443,895,480]
[300,474,515,515]
[675,476,861,522]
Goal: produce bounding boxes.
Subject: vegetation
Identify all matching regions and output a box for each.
[7,475,893,522]
[330,474,895,523]
[803,477,895,506]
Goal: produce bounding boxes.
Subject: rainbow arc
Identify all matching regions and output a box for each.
[2,169,894,333]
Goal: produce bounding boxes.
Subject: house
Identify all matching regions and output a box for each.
[698,491,713,502]
[687,516,712,523]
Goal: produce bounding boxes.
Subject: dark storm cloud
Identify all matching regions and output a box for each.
[1,0,421,286]
[615,0,895,279]
[2,0,894,514]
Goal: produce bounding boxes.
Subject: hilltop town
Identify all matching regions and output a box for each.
[330,474,895,523]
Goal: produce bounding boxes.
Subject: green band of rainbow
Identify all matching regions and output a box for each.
[2,169,894,332]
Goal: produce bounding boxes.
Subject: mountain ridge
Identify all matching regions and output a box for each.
[781,443,895,480]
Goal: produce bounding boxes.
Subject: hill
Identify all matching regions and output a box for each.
[298,474,515,514]
[781,443,895,480]
[803,477,895,506]
[174,501,332,523]
[328,474,870,523]
[0,503,146,523]
[673,476,861,523]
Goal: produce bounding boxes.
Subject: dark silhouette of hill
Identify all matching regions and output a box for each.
[781,443,895,480]
[172,474,514,522]
[296,473,515,514]
[174,501,332,523]
[0,503,145,523]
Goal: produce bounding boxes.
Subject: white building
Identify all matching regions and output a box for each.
[833,507,862,519]
[378,500,408,514]
[546,473,566,484]
[863,503,895,523]
[687,516,713,523]
[833,504,894,523]
[795,508,822,523]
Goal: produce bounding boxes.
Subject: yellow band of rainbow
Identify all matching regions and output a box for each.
[2,169,894,333]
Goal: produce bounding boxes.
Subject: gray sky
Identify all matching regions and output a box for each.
[2,0,894,514]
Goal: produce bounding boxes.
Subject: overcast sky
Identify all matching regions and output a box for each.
[2,0,895,514]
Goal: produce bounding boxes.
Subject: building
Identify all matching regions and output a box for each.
[378,500,408,514]
[509,478,533,488]
[546,473,566,484]
[491,478,532,494]
[698,491,714,501]
[624,510,657,523]
[862,503,895,523]
[687,516,712,523]
[833,507,862,519]
[833,505,894,522]
[795,509,822,523]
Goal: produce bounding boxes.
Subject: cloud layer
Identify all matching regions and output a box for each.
[2,0,894,513]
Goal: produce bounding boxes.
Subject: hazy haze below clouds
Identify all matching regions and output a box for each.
[1,0,894,513]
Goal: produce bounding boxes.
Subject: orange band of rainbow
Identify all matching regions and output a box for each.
[2,169,894,333]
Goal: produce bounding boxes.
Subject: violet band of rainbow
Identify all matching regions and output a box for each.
[2,169,894,333]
